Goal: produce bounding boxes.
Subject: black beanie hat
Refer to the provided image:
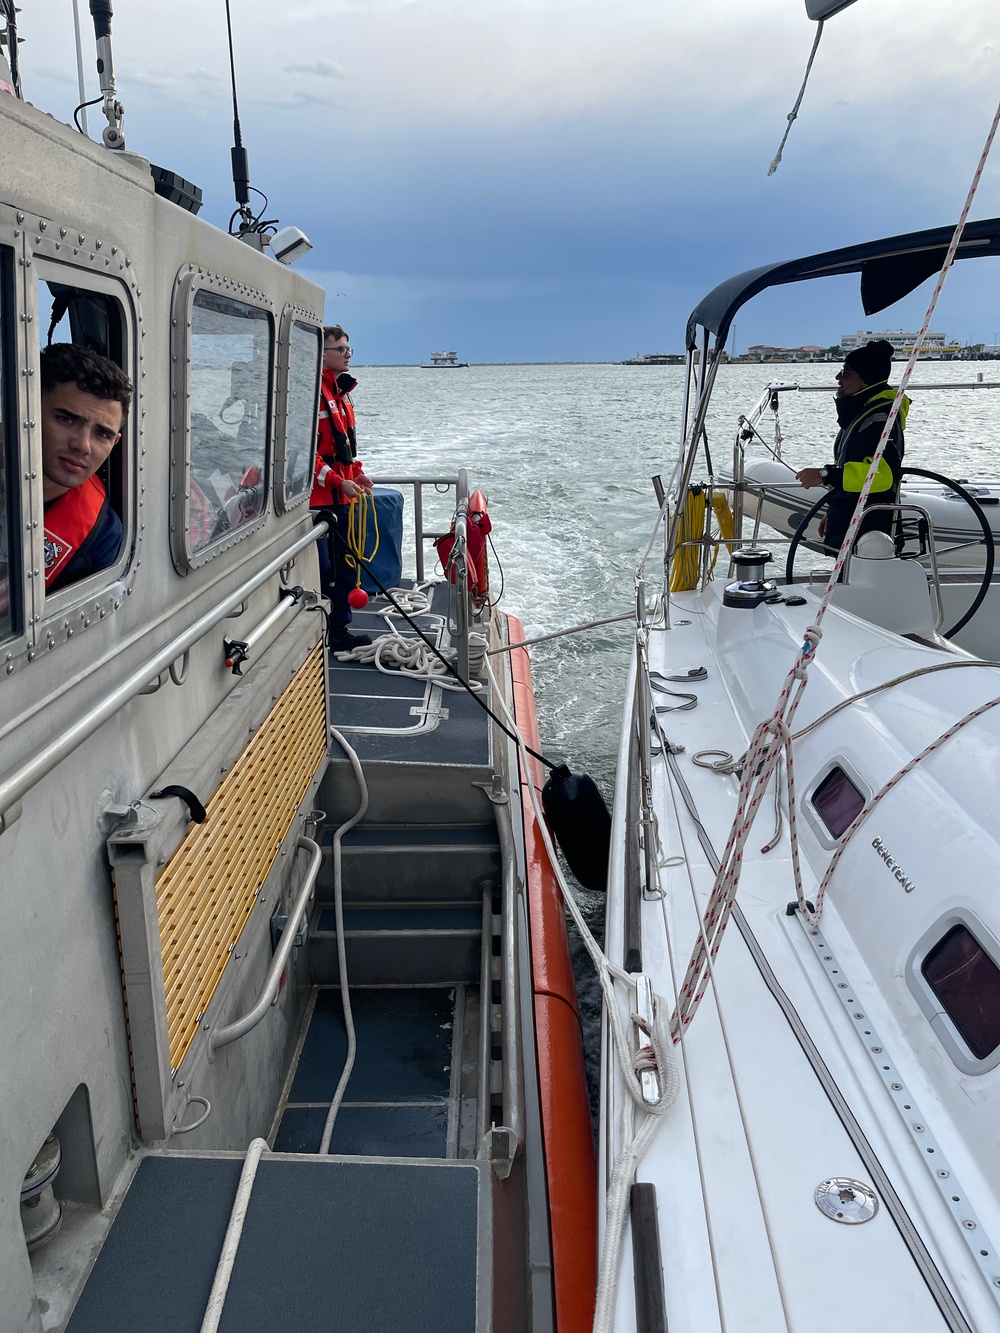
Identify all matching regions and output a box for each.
[844,339,894,385]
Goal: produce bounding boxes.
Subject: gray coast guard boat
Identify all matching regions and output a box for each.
[0,6,595,1331]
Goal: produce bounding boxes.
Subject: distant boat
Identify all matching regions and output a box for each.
[421,350,469,367]
[618,352,685,365]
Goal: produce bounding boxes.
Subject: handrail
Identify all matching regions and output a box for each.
[453,468,471,683]
[493,793,525,1153]
[365,470,476,681]
[0,524,325,833]
[366,473,460,581]
[210,836,321,1052]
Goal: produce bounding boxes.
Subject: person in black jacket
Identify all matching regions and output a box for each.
[797,338,908,553]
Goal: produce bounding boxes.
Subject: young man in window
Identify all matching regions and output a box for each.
[40,343,131,591]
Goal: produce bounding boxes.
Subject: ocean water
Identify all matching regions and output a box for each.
[354,359,1000,1106]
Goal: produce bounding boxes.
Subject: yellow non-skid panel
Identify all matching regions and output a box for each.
[157,644,327,1072]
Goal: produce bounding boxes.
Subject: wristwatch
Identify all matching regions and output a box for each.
[819,466,835,487]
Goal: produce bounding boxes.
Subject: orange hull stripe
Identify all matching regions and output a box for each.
[508,615,597,1333]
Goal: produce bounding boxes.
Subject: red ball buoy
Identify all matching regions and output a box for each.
[347,588,369,609]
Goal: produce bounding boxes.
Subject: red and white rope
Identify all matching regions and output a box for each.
[670,94,1000,1034]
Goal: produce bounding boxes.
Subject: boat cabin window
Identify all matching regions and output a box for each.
[922,924,1000,1061]
[280,320,321,507]
[810,766,866,839]
[36,273,130,594]
[187,291,272,556]
[0,245,20,641]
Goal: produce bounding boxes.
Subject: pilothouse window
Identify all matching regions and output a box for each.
[188,292,272,555]
[35,273,130,593]
[922,925,1000,1061]
[283,321,321,504]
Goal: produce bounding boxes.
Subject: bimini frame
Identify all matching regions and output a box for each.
[667,216,1000,565]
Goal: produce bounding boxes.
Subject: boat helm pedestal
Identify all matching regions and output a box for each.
[723,547,779,609]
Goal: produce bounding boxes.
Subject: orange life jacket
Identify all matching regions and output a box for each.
[44,476,108,587]
[310,370,362,508]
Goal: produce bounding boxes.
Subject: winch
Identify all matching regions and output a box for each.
[723,547,779,609]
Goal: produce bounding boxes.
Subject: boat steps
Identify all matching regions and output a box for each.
[271,984,481,1160]
[64,1152,488,1333]
[308,901,484,985]
[317,820,501,899]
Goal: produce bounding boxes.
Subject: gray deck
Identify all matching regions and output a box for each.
[66,1153,485,1333]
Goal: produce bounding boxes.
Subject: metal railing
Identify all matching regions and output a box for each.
[369,469,477,684]
[367,473,461,582]
[210,836,322,1052]
[0,523,325,834]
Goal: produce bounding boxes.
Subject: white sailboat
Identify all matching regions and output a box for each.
[598,201,1000,1333]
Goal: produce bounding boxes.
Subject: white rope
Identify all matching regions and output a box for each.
[377,583,433,617]
[199,1137,268,1333]
[767,20,825,176]
[671,91,1000,1031]
[333,629,489,690]
[318,727,370,1154]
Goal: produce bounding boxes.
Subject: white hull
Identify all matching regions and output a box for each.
[602,569,1000,1330]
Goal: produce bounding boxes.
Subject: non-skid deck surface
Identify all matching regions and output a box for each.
[66,1153,481,1333]
[274,986,456,1156]
[327,583,491,766]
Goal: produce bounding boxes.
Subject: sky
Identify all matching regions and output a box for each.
[14,0,1000,362]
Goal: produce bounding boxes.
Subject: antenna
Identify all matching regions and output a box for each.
[0,0,22,99]
[224,0,255,235]
[88,0,125,149]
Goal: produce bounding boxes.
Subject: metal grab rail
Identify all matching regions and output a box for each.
[365,473,460,581]
[370,469,475,685]
[493,793,526,1156]
[0,523,325,834]
[210,836,321,1052]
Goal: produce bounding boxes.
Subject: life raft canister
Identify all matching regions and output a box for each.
[435,488,492,595]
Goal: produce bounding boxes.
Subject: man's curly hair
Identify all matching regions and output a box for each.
[40,343,133,412]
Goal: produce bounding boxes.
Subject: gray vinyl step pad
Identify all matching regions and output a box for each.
[314,904,483,931]
[332,824,500,850]
[67,1153,481,1333]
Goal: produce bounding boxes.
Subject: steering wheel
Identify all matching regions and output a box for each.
[783,466,994,639]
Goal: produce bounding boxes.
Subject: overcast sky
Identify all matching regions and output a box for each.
[17,0,1000,361]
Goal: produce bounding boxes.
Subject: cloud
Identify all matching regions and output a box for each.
[284,60,346,79]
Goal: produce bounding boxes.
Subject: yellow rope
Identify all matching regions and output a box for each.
[669,488,706,592]
[345,490,380,587]
[669,488,735,592]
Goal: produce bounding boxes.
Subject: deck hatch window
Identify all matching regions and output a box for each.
[188,291,272,555]
[283,321,321,505]
[922,924,1000,1061]
[811,765,866,839]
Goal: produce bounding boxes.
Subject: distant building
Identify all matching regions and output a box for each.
[840,328,956,358]
[744,344,834,362]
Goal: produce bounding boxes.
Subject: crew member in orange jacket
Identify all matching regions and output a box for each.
[41,343,132,591]
[310,325,374,649]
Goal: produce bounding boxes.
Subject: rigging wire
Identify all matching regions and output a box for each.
[328,527,557,770]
